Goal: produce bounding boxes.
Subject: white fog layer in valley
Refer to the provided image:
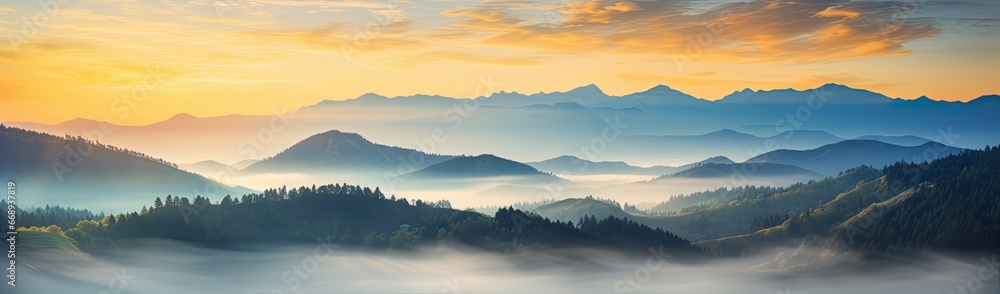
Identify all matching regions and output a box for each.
[12,239,999,294]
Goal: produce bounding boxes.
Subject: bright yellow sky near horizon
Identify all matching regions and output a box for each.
[1,0,998,125]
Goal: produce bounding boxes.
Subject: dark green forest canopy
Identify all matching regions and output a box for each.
[6,182,703,255]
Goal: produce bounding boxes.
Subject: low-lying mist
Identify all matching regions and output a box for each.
[16,239,999,294]
[222,171,809,210]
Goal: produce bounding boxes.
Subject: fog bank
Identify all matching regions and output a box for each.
[13,239,999,294]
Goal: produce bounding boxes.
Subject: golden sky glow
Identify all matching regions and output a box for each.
[1,0,998,125]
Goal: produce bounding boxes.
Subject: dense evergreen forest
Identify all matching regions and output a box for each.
[842,146,1000,253]
[697,146,1000,256]
[6,183,703,255]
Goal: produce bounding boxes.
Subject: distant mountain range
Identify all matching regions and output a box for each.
[745,140,964,175]
[472,139,962,204]
[583,84,706,108]
[570,140,957,207]
[239,130,562,189]
[0,126,253,211]
[608,129,847,163]
[715,84,892,105]
[526,155,733,176]
[477,84,611,107]
[477,83,969,107]
[5,83,996,166]
[854,135,934,147]
[658,163,824,180]
[5,113,309,165]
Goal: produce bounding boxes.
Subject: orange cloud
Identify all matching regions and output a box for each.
[440,0,940,64]
[816,7,861,19]
[560,1,643,23]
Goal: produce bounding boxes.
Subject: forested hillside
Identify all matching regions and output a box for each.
[699,146,1000,256]
[18,183,703,255]
[843,146,1000,254]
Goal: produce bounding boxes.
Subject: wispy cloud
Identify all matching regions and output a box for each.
[439,0,942,63]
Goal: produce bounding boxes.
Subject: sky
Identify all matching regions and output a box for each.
[1,0,998,125]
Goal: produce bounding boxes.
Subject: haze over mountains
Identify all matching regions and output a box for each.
[658,162,823,181]
[0,82,990,221]
[169,125,965,207]
[526,155,733,176]
[406,154,555,179]
[242,130,453,174]
[527,146,999,256]
[607,129,847,164]
[3,84,997,294]
[746,140,964,175]
[7,83,993,167]
[853,135,935,147]
[9,119,965,210]
[2,120,969,213]
[0,126,252,211]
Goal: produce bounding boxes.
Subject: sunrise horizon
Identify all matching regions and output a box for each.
[3,0,999,125]
[7,81,1000,126]
[2,1,998,293]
